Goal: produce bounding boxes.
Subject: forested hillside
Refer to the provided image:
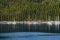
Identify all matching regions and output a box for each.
[0,0,60,21]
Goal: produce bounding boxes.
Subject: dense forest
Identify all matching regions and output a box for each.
[0,0,60,21]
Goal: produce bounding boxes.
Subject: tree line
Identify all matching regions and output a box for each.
[0,0,60,21]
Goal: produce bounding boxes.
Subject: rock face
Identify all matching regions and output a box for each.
[0,23,60,33]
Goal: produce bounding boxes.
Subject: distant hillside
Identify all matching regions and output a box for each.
[0,0,60,21]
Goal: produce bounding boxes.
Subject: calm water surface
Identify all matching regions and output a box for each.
[0,32,60,40]
[0,24,60,40]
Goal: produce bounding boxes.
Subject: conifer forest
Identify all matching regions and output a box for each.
[0,0,60,21]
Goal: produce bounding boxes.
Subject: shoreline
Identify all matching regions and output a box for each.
[0,21,60,24]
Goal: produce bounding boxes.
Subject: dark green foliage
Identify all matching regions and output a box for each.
[0,0,60,21]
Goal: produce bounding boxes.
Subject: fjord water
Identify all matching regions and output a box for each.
[0,24,60,40]
[0,32,60,40]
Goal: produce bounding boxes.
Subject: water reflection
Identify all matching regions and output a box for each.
[0,23,60,33]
